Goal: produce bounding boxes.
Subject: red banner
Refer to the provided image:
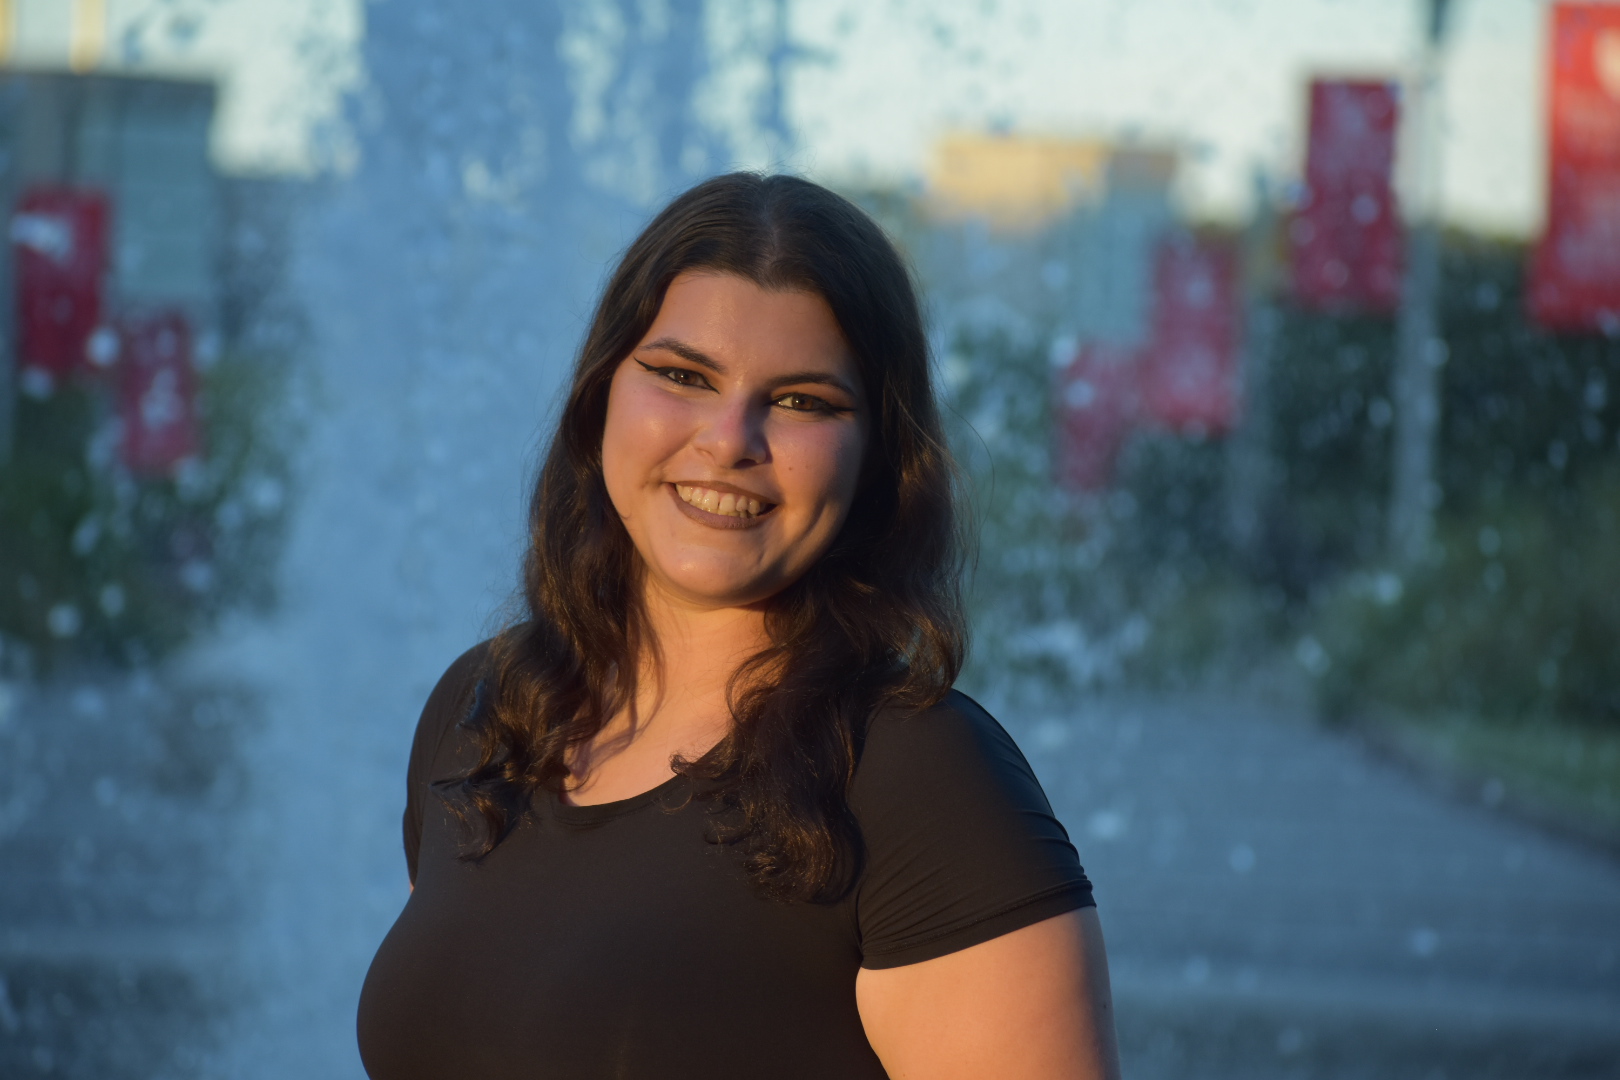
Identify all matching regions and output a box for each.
[1529,3,1620,332]
[11,187,111,380]
[1139,237,1242,436]
[118,311,201,476]
[1054,342,1140,492]
[1289,80,1402,313]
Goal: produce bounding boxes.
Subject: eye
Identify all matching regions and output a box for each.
[773,392,842,414]
[636,360,711,389]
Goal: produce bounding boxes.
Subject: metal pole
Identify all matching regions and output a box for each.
[1387,0,1451,565]
[1226,169,1279,563]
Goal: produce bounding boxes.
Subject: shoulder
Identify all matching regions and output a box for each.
[401,639,495,882]
[425,639,495,714]
[410,638,497,778]
[850,690,1092,967]
[853,690,1051,814]
[870,688,1026,756]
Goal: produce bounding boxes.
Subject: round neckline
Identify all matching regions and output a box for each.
[548,770,691,825]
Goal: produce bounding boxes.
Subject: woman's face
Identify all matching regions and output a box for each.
[601,271,867,612]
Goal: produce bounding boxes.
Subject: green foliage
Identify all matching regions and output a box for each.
[943,328,1277,707]
[1258,234,1620,598]
[0,354,294,673]
[1357,708,1620,844]
[880,193,1620,745]
[1437,233,1620,517]
[1311,465,1620,728]
[1302,236,1620,732]
[1264,308,1395,594]
[942,328,1104,707]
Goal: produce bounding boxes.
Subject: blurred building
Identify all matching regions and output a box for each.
[926,132,1110,233]
[0,70,219,453]
[1067,149,1178,350]
[915,132,1177,351]
[0,63,306,676]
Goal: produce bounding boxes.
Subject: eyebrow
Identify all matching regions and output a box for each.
[641,336,723,373]
[638,336,860,398]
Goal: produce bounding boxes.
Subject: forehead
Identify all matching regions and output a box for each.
[644,271,854,375]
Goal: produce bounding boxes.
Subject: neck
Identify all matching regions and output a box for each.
[562,582,765,802]
[636,583,769,706]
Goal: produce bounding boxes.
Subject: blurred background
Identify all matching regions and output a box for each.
[0,0,1617,1077]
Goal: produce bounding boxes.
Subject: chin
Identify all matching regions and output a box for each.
[669,579,781,609]
[655,562,787,609]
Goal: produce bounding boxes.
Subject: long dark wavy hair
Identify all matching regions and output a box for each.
[449,172,966,902]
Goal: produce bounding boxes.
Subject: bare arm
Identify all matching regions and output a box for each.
[855,908,1121,1080]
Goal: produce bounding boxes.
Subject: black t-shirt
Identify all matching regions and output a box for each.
[357,644,1094,1080]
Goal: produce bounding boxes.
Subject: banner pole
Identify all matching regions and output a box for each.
[1226,169,1279,564]
[1388,0,1452,566]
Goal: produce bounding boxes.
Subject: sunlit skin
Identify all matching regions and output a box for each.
[567,269,1121,1080]
[856,908,1121,1080]
[601,271,868,617]
[575,271,867,807]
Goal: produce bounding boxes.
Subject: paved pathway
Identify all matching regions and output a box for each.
[0,674,245,1079]
[1008,687,1620,1079]
[4,670,1619,1078]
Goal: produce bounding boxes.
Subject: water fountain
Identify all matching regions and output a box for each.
[198,2,786,1074]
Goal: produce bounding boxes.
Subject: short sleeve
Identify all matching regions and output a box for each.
[402,642,490,884]
[851,691,1094,969]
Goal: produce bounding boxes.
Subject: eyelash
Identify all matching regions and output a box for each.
[645,363,708,389]
[637,361,851,415]
[774,392,844,415]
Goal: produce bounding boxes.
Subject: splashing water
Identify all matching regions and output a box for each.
[202,3,787,1073]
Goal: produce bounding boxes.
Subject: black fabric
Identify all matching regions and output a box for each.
[357,643,1094,1080]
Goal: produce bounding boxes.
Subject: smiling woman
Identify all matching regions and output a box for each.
[355,174,1120,1080]
[602,274,867,610]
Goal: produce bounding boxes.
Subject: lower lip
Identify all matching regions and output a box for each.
[667,484,773,530]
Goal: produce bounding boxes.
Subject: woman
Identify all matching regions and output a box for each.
[357,173,1120,1080]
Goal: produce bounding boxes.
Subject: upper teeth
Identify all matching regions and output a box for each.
[676,485,764,518]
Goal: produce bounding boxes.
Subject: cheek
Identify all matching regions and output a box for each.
[602,378,687,497]
[776,422,866,511]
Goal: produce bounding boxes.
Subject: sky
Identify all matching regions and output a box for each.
[787,0,1551,234]
[6,0,364,174]
[4,0,1579,237]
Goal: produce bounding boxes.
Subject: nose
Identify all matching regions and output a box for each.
[691,394,769,469]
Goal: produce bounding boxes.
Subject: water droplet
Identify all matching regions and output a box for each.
[1087,809,1127,841]
[1294,635,1330,676]
[1063,379,1096,409]
[46,603,82,638]
[1031,719,1070,751]
[1373,572,1404,605]
[179,560,215,594]
[247,475,285,515]
[1408,927,1440,958]
[1586,373,1608,411]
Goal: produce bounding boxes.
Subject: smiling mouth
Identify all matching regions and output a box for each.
[673,483,774,520]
